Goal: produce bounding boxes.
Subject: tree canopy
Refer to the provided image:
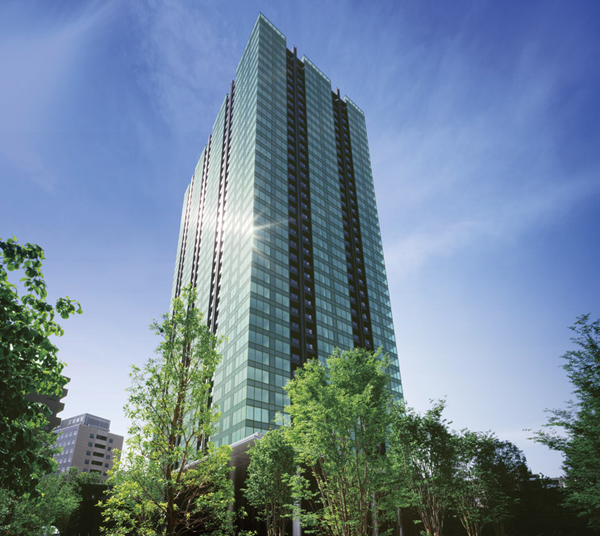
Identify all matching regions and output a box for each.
[0,468,100,536]
[101,285,234,536]
[244,428,297,536]
[277,350,531,536]
[453,432,528,536]
[389,400,457,536]
[0,237,81,495]
[284,348,400,536]
[534,314,600,530]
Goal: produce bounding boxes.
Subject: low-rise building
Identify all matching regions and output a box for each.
[53,413,123,480]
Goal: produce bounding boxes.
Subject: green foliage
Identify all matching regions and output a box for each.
[103,445,233,536]
[389,400,457,536]
[0,237,81,495]
[390,403,528,536]
[247,351,530,536]
[535,314,600,530]
[284,348,401,536]
[0,468,93,536]
[243,429,297,536]
[452,431,490,536]
[452,433,528,536]
[101,285,234,536]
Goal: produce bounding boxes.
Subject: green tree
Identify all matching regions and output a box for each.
[0,468,95,536]
[243,428,297,536]
[0,237,81,495]
[101,285,234,536]
[534,314,600,530]
[452,433,528,536]
[284,348,400,536]
[483,439,529,536]
[389,401,457,536]
[452,431,491,536]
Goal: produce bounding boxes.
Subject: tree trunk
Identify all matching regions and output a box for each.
[492,522,506,536]
[396,507,404,536]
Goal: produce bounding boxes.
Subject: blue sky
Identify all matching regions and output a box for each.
[2,0,599,476]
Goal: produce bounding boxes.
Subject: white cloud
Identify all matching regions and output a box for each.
[384,219,485,278]
[371,32,600,280]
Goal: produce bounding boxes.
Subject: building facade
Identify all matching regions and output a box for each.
[172,14,402,448]
[53,413,123,480]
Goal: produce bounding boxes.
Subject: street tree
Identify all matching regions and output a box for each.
[534,314,600,530]
[284,348,400,536]
[101,285,234,536]
[0,468,98,536]
[244,428,297,536]
[483,439,529,536]
[452,433,528,536]
[0,237,81,495]
[389,400,457,536]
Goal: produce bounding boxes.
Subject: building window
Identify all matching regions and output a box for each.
[109,439,113,444]
[106,455,111,460]
[84,460,89,465]
[88,442,93,447]
[90,434,94,438]
[86,451,91,456]
[104,463,109,468]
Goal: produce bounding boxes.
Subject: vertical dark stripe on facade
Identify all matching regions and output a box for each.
[287,48,318,372]
[174,179,195,298]
[208,81,235,333]
[191,135,212,290]
[175,138,212,299]
[332,90,374,350]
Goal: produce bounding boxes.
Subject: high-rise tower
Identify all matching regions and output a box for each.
[172,14,403,447]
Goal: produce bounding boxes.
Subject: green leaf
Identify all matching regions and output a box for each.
[0,237,80,496]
